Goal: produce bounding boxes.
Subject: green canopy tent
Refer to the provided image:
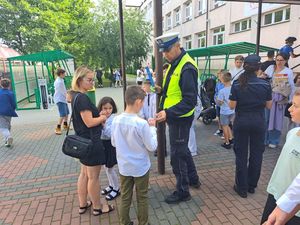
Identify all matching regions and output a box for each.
[8,50,75,110]
[186,41,278,82]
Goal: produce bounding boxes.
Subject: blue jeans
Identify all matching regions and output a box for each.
[264,109,281,145]
[267,129,281,145]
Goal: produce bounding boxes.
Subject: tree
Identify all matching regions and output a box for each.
[86,0,151,73]
[0,0,151,71]
[0,0,94,58]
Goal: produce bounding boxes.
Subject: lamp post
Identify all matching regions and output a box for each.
[118,0,127,109]
[153,0,165,175]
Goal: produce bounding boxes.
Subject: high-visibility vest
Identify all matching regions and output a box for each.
[162,53,198,117]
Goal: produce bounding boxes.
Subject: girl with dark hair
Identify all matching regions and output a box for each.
[97,97,120,201]
[229,54,272,198]
[264,53,295,148]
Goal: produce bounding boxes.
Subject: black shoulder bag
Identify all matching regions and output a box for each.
[62,94,93,159]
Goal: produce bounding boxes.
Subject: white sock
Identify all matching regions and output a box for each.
[0,128,11,141]
[105,166,119,190]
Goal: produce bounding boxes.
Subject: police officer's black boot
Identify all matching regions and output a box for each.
[165,191,191,204]
[233,185,247,198]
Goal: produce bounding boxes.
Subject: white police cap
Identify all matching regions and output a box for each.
[155,32,180,52]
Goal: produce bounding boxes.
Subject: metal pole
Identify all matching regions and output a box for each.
[23,61,30,101]
[154,0,165,174]
[256,0,262,55]
[8,60,18,109]
[205,0,209,48]
[118,0,127,109]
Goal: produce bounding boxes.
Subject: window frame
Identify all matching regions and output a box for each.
[185,1,192,22]
[184,35,192,49]
[233,18,251,33]
[197,0,207,15]
[212,0,225,9]
[174,7,181,26]
[196,32,206,48]
[212,26,225,45]
[264,7,290,26]
[166,13,172,30]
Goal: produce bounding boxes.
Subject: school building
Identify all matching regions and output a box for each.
[140,0,300,71]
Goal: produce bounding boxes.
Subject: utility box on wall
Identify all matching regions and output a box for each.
[38,78,49,109]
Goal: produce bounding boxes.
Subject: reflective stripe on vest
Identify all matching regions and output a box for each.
[162,53,198,118]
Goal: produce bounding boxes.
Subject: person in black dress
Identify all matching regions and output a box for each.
[71,66,114,216]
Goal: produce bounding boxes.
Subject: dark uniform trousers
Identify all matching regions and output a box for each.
[168,118,199,196]
[233,112,266,192]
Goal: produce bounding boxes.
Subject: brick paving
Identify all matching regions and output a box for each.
[0,88,282,225]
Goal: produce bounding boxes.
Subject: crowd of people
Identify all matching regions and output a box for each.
[1,33,300,225]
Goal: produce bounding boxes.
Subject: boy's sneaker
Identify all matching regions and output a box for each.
[5,137,13,147]
[55,127,62,135]
[214,130,223,136]
[268,144,277,149]
[221,142,231,149]
[63,125,72,131]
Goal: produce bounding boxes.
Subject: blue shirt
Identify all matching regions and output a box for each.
[280,45,293,59]
[0,88,18,117]
[214,81,225,105]
[218,86,234,115]
[229,74,272,114]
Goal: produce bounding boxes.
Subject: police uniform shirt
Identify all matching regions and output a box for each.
[161,49,198,123]
[229,74,272,113]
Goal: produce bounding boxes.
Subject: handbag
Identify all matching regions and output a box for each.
[62,94,93,159]
[284,102,292,118]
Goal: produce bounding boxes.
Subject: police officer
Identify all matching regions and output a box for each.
[155,32,201,204]
[229,54,272,198]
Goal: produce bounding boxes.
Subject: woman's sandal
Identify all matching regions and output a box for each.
[93,204,115,216]
[101,186,113,195]
[105,189,120,201]
[79,201,92,214]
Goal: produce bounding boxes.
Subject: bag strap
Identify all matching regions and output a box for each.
[66,93,96,139]
[66,93,80,136]
[231,69,244,81]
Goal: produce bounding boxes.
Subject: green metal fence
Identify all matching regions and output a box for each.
[8,50,75,110]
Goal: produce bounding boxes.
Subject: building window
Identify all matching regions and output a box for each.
[264,8,290,25]
[196,32,206,48]
[166,13,172,30]
[197,0,207,15]
[184,35,192,49]
[185,1,192,21]
[213,26,225,45]
[162,17,164,31]
[212,0,225,9]
[174,7,181,26]
[233,19,251,33]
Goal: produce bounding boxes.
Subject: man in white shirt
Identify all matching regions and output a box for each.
[229,55,244,83]
[53,68,69,135]
[264,173,300,225]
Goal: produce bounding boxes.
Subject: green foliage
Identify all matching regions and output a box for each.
[0,0,151,69]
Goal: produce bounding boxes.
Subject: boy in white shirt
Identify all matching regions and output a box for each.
[111,85,157,225]
[230,55,244,83]
[53,68,69,135]
[139,80,156,120]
